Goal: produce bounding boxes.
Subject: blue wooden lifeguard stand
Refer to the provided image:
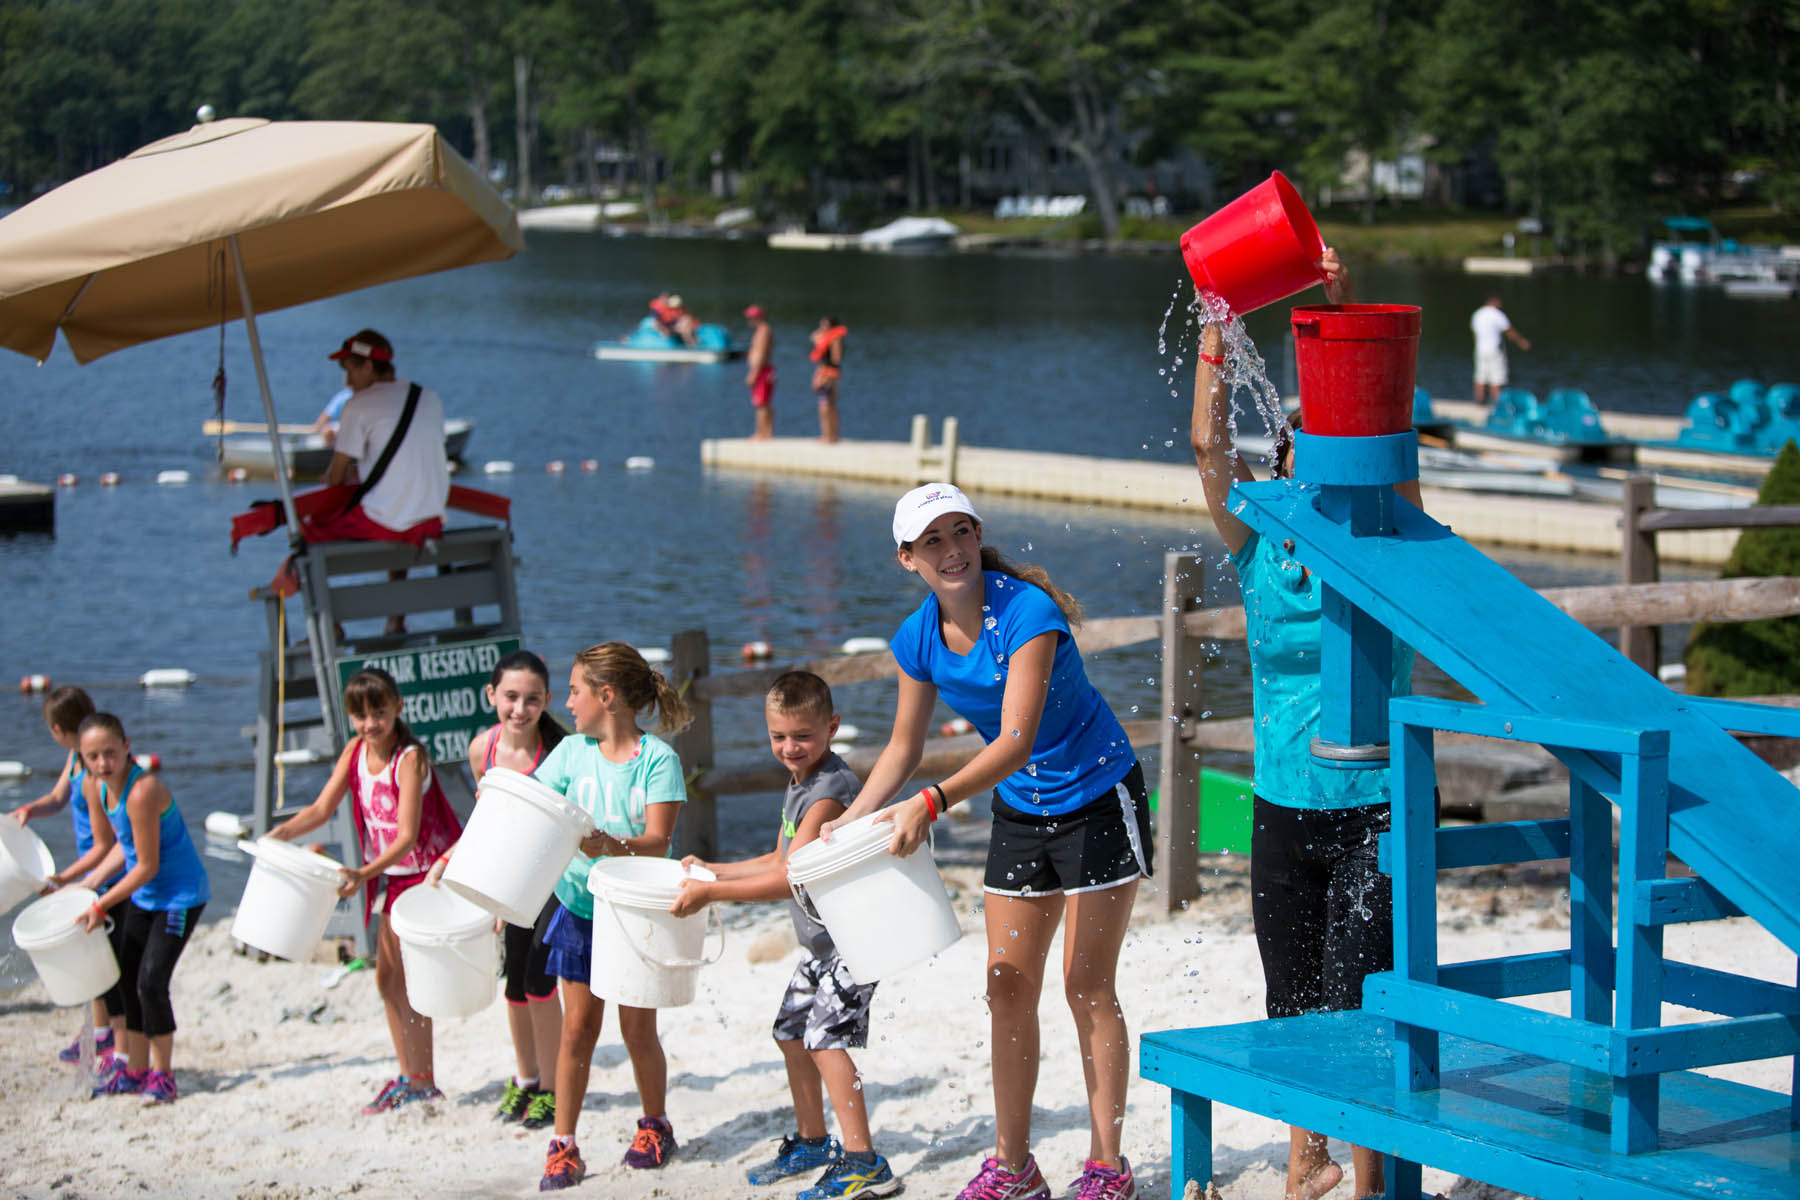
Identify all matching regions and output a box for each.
[1140,310,1800,1199]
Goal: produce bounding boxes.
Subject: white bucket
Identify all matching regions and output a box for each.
[443,768,594,926]
[11,888,120,1005]
[0,821,55,914]
[787,813,962,983]
[389,885,498,1019]
[587,859,723,1008]
[231,838,346,962]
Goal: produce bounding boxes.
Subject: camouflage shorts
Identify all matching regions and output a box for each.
[772,951,877,1051]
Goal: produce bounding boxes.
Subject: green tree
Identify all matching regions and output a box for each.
[1684,441,1800,697]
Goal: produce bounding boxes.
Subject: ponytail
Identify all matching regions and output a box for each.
[979,546,1085,628]
[573,642,693,737]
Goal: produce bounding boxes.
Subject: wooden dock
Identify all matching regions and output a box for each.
[701,414,1738,565]
[0,477,53,533]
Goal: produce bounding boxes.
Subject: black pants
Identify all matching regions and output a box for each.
[118,902,204,1038]
[503,896,559,1004]
[1250,797,1392,1018]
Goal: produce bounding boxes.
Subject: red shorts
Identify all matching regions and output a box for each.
[299,504,443,547]
[367,869,432,925]
[750,365,775,408]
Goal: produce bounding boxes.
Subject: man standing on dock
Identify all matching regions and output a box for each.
[745,305,775,440]
[1471,295,1530,405]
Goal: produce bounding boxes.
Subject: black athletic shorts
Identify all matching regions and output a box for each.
[983,762,1152,897]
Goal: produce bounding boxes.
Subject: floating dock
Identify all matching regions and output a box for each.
[0,477,53,534]
[701,410,1739,564]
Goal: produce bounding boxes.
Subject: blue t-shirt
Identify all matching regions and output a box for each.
[1231,532,1415,810]
[100,765,211,911]
[534,731,685,919]
[891,571,1134,817]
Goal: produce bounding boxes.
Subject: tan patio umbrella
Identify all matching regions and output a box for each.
[0,115,524,528]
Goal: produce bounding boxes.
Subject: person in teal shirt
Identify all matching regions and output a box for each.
[1191,249,1418,1200]
[531,643,689,1191]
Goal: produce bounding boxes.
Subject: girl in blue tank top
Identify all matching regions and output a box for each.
[50,712,209,1104]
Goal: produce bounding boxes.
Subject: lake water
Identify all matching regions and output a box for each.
[0,234,1776,924]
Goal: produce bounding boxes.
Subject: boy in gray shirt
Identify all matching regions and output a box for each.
[671,672,898,1199]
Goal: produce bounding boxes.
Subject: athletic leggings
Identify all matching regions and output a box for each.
[117,902,204,1038]
[1249,797,1392,1018]
[503,896,559,1005]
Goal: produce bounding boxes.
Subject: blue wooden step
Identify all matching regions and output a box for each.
[1230,481,1800,954]
[1141,1010,1800,1200]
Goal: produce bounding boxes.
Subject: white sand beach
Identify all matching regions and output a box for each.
[0,812,1790,1200]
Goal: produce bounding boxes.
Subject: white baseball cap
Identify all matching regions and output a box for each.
[893,482,980,546]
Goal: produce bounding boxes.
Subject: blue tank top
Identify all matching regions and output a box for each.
[101,765,211,911]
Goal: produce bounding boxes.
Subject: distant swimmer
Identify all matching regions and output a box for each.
[745,305,775,440]
[808,317,846,444]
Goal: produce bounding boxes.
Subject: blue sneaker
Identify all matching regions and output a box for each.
[797,1153,901,1199]
[94,1065,146,1097]
[747,1134,842,1185]
[59,1026,115,1064]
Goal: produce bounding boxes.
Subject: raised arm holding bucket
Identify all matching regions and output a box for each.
[828,484,1150,1200]
[1188,240,1421,1200]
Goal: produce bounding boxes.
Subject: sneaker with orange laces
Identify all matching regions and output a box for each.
[621,1115,677,1169]
[1070,1156,1137,1200]
[539,1137,586,1191]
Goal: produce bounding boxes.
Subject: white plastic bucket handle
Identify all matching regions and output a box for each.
[600,897,725,971]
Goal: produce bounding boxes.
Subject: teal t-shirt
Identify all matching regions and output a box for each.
[534,731,685,918]
[1230,531,1415,810]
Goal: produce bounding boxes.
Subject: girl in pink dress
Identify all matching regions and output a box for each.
[270,667,461,1113]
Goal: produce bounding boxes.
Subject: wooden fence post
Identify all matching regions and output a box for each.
[942,416,960,484]
[1158,551,1204,913]
[1620,474,1661,675]
[668,629,716,861]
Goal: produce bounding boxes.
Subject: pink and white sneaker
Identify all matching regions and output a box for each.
[954,1155,1050,1200]
[1071,1156,1137,1200]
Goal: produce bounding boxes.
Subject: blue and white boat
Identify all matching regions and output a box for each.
[1449,388,1633,463]
[593,316,743,364]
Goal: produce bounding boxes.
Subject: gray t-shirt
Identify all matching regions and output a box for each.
[782,752,860,958]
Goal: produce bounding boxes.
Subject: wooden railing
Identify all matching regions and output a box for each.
[664,547,1800,914]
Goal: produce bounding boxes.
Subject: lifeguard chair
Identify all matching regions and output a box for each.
[243,493,520,953]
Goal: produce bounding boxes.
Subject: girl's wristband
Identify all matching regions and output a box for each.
[930,784,949,816]
[917,788,940,823]
[1199,352,1226,366]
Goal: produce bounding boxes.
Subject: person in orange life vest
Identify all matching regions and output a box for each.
[745,305,776,440]
[809,317,847,444]
[648,293,681,337]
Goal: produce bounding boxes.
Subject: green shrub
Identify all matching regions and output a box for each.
[1683,441,1800,696]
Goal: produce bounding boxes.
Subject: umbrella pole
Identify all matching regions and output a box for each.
[227,235,302,535]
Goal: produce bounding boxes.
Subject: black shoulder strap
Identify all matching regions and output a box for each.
[346,382,422,512]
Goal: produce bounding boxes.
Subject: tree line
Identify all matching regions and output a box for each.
[1,0,1793,259]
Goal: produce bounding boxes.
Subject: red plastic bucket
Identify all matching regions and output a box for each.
[1291,304,1422,437]
[1180,172,1325,314]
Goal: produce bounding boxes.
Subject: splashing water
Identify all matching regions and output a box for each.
[1161,282,1290,476]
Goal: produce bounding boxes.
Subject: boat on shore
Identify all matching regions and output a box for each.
[593,316,742,363]
[213,417,474,478]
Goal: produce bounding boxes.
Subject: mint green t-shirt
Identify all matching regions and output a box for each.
[1231,531,1415,810]
[534,731,686,918]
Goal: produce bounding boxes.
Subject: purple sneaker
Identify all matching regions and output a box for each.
[361,1076,411,1114]
[59,1026,115,1064]
[955,1155,1050,1200]
[622,1115,677,1168]
[140,1068,178,1104]
[94,1066,147,1098]
[1071,1156,1137,1200]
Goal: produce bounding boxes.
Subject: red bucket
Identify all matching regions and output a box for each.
[1180,172,1325,314]
[1291,305,1422,437]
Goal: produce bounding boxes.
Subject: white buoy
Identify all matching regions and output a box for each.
[483,461,515,475]
[638,646,672,665]
[940,717,974,737]
[56,473,78,487]
[741,640,773,662]
[275,748,324,766]
[1658,662,1687,685]
[139,668,196,688]
[18,674,51,694]
[625,456,655,471]
[156,470,191,485]
[840,637,889,656]
[226,467,249,482]
[546,460,566,473]
[132,753,162,772]
[834,723,862,741]
[830,742,854,756]
[0,761,30,780]
[99,472,121,486]
[580,459,600,472]
[204,811,249,840]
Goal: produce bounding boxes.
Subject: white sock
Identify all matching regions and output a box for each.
[516,1075,539,1090]
[95,1026,111,1037]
